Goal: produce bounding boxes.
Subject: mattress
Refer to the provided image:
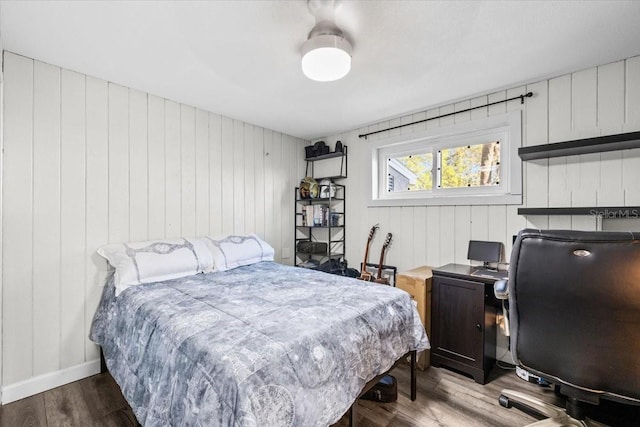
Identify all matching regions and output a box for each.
[90,261,429,426]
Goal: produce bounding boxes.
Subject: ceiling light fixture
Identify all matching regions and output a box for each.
[301,0,352,82]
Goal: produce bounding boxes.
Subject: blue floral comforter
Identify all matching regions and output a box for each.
[90,261,429,426]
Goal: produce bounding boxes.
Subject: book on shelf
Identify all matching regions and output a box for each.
[301,205,329,227]
[304,205,314,226]
[313,205,327,227]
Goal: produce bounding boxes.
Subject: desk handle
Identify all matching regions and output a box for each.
[476,323,482,331]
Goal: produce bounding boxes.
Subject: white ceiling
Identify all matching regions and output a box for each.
[2,0,640,141]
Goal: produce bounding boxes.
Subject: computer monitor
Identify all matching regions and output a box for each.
[467,240,503,268]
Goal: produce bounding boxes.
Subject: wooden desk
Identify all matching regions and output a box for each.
[431,263,507,384]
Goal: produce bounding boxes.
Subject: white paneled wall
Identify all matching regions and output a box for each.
[2,49,639,398]
[0,30,5,400]
[1,51,304,399]
[323,56,640,361]
[328,55,640,275]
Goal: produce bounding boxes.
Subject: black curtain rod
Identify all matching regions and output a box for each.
[358,91,533,139]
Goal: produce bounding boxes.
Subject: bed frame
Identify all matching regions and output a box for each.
[100,348,417,426]
[348,350,417,426]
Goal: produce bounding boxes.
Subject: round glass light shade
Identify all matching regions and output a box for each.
[301,34,352,82]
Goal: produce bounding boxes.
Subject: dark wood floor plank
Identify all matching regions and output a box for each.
[332,364,541,427]
[93,407,138,427]
[2,362,639,426]
[43,380,93,427]
[430,373,527,426]
[0,393,47,427]
[387,410,428,427]
[79,372,129,420]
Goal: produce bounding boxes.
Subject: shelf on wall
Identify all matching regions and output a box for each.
[518,207,640,217]
[314,175,347,180]
[518,131,640,161]
[295,225,344,229]
[296,197,345,204]
[304,146,348,179]
[305,151,347,162]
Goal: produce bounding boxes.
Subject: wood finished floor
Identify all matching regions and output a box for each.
[1,363,638,426]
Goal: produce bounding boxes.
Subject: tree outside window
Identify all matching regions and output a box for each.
[439,141,500,188]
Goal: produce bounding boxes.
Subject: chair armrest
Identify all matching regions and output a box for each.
[494,279,509,299]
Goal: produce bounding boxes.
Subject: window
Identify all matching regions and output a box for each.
[388,153,433,192]
[369,112,522,206]
[438,141,500,189]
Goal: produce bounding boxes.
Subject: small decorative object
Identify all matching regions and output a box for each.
[299,176,319,199]
[331,213,339,226]
[335,141,343,152]
[319,179,336,198]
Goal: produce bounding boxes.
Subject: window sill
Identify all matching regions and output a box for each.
[369,194,522,207]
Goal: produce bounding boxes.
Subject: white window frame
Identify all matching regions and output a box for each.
[368,111,522,207]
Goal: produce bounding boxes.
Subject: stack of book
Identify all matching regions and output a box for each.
[302,205,328,227]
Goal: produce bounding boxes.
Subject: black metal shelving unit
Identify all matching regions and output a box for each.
[294,185,346,271]
[295,148,347,273]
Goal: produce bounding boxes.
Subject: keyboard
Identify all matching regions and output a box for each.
[470,268,507,280]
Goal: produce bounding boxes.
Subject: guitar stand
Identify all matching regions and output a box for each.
[360,263,397,286]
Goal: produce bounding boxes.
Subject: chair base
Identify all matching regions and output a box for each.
[499,389,590,426]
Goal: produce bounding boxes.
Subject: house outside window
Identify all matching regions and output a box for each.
[368,112,522,206]
[387,158,418,192]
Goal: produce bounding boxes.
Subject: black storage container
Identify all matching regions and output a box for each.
[296,241,328,254]
[305,145,315,158]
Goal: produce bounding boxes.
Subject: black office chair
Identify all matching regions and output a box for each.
[494,229,640,426]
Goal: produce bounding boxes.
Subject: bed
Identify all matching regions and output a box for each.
[90,236,429,426]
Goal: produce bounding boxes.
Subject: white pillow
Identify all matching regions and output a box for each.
[97,237,214,296]
[203,234,275,271]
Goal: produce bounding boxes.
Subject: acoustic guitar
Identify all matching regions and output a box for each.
[374,233,393,285]
[358,224,379,281]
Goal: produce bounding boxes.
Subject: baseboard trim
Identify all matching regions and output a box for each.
[1,359,100,404]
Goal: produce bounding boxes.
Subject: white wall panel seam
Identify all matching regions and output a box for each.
[58,66,63,370]
[29,59,35,378]
[146,93,150,239]
[83,76,88,361]
[623,60,627,125]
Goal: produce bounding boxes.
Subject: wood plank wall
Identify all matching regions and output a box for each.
[1,51,305,389]
[0,36,5,403]
[327,55,640,275]
[322,55,640,361]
